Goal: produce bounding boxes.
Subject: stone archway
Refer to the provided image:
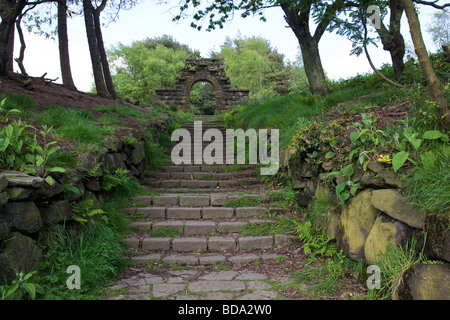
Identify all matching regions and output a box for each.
[155,59,249,112]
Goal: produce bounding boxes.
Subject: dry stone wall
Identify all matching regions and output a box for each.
[289,157,449,300]
[155,59,249,112]
[0,123,167,284]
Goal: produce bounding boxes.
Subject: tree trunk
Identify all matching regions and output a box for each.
[0,20,17,76]
[0,0,27,76]
[93,8,117,99]
[280,3,330,96]
[6,24,15,73]
[58,0,77,91]
[401,0,449,130]
[377,0,406,79]
[82,0,110,98]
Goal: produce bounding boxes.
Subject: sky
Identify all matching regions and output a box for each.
[13,0,445,93]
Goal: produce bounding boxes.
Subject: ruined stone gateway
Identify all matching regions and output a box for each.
[155,59,249,112]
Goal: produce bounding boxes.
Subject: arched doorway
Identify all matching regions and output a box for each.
[155,59,249,112]
[190,81,216,115]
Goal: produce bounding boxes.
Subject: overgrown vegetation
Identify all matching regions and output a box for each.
[224,50,449,300]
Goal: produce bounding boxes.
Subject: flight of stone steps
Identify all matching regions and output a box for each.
[122,116,298,266]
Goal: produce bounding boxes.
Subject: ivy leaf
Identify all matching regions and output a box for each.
[392,151,409,172]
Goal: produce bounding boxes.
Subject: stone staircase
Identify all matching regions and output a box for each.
[122,116,297,267]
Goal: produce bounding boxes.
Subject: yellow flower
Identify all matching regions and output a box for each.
[377,154,392,164]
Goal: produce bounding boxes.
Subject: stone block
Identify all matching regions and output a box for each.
[142,238,171,251]
[235,207,267,218]
[239,236,273,250]
[208,236,236,251]
[202,207,234,219]
[152,196,179,206]
[172,238,207,252]
[136,207,166,219]
[167,208,201,220]
[184,221,216,235]
[180,195,210,207]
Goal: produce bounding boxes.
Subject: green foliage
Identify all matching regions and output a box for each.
[224,106,244,128]
[0,118,35,172]
[72,199,106,224]
[219,35,302,100]
[144,140,170,170]
[241,217,299,236]
[0,108,66,182]
[108,36,198,104]
[100,168,132,192]
[37,222,126,299]
[426,11,450,49]
[190,82,216,115]
[223,196,262,207]
[27,125,67,185]
[1,271,44,300]
[403,151,450,217]
[294,220,337,260]
[33,106,114,151]
[327,164,361,205]
[348,113,389,170]
[374,238,423,300]
[0,97,21,123]
[288,117,348,170]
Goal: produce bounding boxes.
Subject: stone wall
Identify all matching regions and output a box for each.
[155,59,249,112]
[290,158,450,300]
[0,123,166,284]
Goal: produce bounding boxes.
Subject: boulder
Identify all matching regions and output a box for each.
[1,201,43,234]
[0,171,44,188]
[326,210,340,239]
[33,181,65,199]
[0,219,10,240]
[0,175,8,192]
[102,135,122,152]
[6,187,33,201]
[42,200,73,224]
[424,215,450,263]
[78,153,102,176]
[364,214,406,264]
[366,161,404,188]
[371,189,425,229]
[336,190,379,261]
[0,191,9,206]
[0,232,42,284]
[315,180,338,204]
[131,141,146,165]
[84,178,101,192]
[402,264,450,300]
[361,172,385,188]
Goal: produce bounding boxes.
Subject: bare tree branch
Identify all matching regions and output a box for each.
[413,0,450,10]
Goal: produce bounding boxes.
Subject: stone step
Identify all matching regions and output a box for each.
[143,178,262,189]
[131,192,276,207]
[161,164,256,173]
[147,170,257,181]
[128,219,275,236]
[129,251,291,266]
[124,234,297,252]
[124,205,288,219]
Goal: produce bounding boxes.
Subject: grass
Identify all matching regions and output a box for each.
[223,196,262,207]
[403,151,450,217]
[36,221,126,299]
[241,217,299,236]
